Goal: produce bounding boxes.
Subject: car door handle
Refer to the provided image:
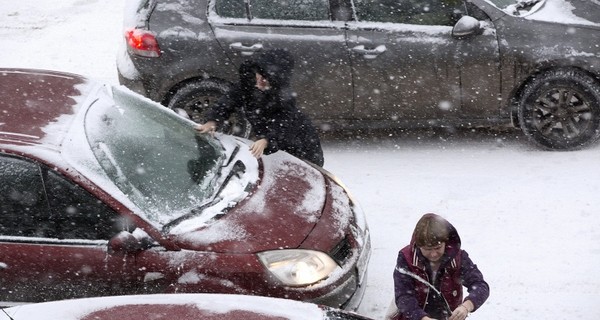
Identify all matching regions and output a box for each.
[352,45,387,59]
[229,42,263,56]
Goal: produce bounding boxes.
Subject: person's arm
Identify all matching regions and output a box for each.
[196,120,217,134]
[261,103,302,154]
[393,251,429,320]
[249,138,268,158]
[448,250,488,320]
[448,300,472,320]
[204,85,242,127]
[460,250,490,311]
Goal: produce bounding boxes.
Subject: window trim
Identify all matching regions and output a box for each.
[209,0,347,27]
[0,236,108,246]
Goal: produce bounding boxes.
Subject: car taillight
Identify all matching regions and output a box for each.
[125,28,161,58]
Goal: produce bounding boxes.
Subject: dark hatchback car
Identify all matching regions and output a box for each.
[0,294,374,320]
[0,69,370,310]
[118,0,600,150]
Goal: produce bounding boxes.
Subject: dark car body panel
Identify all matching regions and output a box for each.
[493,12,600,110]
[118,0,600,136]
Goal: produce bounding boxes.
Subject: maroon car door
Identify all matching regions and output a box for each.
[0,241,137,304]
[0,156,138,304]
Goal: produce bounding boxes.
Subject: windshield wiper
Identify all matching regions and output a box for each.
[212,160,246,200]
[163,198,219,231]
[164,160,247,232]
[1,307,15,320]
[512,0,542,13]
[222,144,240,168]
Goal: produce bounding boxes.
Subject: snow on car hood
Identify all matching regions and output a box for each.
[496,0,600,26]
[526,0,600,25]
[170,150,327,253]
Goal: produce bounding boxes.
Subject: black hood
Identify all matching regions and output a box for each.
[238,48,295,92]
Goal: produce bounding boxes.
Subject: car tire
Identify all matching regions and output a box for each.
[518,68,600,150]
[166,80,252,138]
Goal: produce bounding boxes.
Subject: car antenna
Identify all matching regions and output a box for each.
[1,307,15,320]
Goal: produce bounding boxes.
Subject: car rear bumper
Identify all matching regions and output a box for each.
[118,71,147,96]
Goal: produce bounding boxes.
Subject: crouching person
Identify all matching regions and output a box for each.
[387,213,489,320]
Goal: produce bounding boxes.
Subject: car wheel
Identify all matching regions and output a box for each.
[166,80,252,138]
[518,69,600,150]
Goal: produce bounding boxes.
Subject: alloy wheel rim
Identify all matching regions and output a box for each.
[532,87,593,140]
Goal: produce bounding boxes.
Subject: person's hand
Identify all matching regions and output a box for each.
[449,302,471,320]
[196,121,217,135]
[421,317,437,320]
[249,138,268,158]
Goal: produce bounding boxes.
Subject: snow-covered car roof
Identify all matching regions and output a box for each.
[0,293,373,320]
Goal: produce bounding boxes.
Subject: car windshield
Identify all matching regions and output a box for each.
[84,86,225,226]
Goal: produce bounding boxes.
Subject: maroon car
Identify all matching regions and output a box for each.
[0,293,374,320]
[0,69,371,310]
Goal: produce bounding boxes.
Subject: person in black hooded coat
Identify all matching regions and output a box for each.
[196,48,324,166]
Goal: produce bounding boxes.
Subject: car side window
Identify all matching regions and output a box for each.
[251,0,330,20]
[0,155,122,240]
[45,170,122,241]
[353,0,465,26]
[0,156,51,238]
[215,0,246,18]
[214,0,331,21]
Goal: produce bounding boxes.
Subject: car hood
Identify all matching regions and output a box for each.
[169,149,327,253]
[529,0,600,25]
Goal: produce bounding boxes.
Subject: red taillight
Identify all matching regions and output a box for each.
[125,28,161,58]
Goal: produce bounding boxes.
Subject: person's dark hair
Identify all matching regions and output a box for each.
[413,213,450,247]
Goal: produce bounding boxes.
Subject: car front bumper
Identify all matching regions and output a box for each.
[309,229,371,311]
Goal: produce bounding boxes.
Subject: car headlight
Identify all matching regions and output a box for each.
[257,249,340,286]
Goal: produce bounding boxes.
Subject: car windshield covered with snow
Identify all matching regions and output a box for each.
[82,87,226,226]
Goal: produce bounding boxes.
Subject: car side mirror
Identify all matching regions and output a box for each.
[452,16,482,38]
[109,231,143,253]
